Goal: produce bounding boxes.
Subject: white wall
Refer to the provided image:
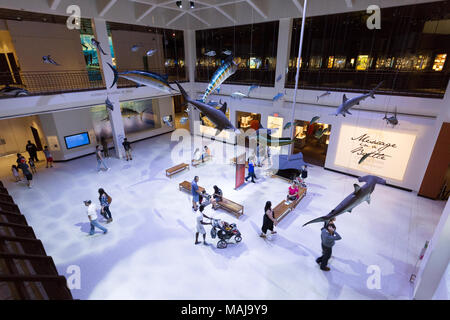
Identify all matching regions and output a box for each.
[0,115,46,156]
[111,30,164,71]
[191,80,450,191]
[36,95,175,161]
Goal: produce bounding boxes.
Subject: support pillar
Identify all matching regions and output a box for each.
[184,29,199,135]
[92,18,125,159]
[413,200,450,299]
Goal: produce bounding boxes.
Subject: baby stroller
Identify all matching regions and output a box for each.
[210,218,242,249]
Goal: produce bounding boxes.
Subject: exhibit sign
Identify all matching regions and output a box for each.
[235,153,246,189]
[334,125,416,181]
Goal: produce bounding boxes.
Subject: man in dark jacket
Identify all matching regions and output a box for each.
[26,141,39,162]
[316,224,342,271]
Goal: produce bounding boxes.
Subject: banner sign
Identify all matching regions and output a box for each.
[235,153,246,189]
[334,125,416,181]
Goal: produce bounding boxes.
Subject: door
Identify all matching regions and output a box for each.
[30,127,43,151]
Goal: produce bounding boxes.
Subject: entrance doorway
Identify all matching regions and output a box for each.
[293,120,331,167]
[173,95,189,130]
[30,127,43,151]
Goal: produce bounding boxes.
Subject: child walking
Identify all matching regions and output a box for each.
[28,158,37,174]
[43,146,53,168]
[11,165,20,182]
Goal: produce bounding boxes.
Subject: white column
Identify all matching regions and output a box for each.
[273,18,293,101]
[413,200,450,299]
[272,18,293,153]
[184,29,199,135]
[92,18,125,159]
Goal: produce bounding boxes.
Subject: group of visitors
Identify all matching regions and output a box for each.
[96,137,133,171]
[83,188,113,236]
[10,141,54,188]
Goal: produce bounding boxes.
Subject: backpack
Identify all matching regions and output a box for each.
[107,194,112,204]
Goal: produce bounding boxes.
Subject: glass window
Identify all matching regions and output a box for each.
[195,21,279,86]
[287,1,450,98]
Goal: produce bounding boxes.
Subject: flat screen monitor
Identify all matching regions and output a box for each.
[64,132,90,149]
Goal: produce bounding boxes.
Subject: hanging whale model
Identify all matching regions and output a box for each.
[332,81,384,117]
[303,175,386,226]
[108,63,175,94]
[201,56,239,102]
[175,81,237,133]
[383,107,399,127]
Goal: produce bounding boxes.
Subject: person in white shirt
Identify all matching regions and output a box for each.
[195,205,212,245]
[84,200,108,235]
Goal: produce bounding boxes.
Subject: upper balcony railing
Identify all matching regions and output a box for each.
[285,69,449,99]
[0,66,187,99]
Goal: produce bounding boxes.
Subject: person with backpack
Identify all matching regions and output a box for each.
[18,161,33,188]
[122,138,132,161]
[98,188,113,223]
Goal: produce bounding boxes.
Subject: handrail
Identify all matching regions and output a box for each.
[0,66,187,98]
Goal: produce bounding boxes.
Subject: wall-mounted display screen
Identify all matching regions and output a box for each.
[64,132,90,149]
[334,125,416,181]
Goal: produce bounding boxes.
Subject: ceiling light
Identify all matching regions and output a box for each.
[176,1,182,8]
[190,1,195,9]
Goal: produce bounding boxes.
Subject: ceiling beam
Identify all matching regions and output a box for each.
[48,0,61,10]
[292,0,303,14]
[166,11,186,26]
[245,0,267,19]
[214,6,237,24]
[188,11,211,27]
[193,0,238,24]
[98,0,118,17]
[345,0,353,8]
[136,5,156,22]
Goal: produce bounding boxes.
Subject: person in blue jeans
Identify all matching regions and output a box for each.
[245,158,257,183]
[191,176,201,211]
[84,200,108,235]
[96,145,109,172]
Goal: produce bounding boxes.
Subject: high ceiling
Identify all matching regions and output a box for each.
[0,0,444,30]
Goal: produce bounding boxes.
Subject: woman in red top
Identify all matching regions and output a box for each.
[287,181,299,201]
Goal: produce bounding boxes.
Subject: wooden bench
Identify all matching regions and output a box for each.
[166,163,189,178]
[179,181,205,194]
[217,197,244,218]
[191,155,212,167]
[273,187,307,222]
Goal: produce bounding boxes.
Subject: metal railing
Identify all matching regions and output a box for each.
[0,66,187,98]
[285,69,449,98]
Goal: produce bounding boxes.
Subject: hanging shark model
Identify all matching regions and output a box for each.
[0,85,29,97]
[42,55,60,66]
[91,38,107,55]
[303,175,386,226]
[108,63,175,94]
[383,107,399,127]
[332,81,384,117]
[175,81,236,133]
[105,97,114,111]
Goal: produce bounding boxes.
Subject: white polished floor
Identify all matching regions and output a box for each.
[0,133,445,300]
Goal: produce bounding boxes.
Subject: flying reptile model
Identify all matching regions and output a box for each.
[332,81,384,117]
[303,175,386,227]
